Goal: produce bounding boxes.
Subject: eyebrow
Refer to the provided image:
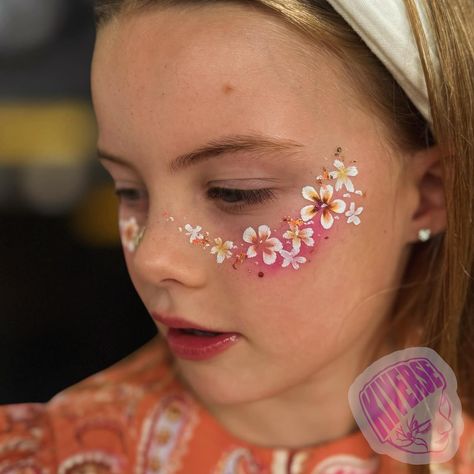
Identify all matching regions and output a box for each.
[97,133,305,172]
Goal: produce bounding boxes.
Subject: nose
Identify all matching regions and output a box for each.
[131,214,207,289]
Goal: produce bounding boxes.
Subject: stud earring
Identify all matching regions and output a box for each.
[418,228,431,242]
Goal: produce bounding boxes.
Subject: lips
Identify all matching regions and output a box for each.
[150,312,241,361]
[150,312,225,334]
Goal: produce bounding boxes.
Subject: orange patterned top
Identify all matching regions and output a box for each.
[1,335,473,474]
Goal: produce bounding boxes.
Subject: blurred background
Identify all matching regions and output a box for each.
[0,0,157,404]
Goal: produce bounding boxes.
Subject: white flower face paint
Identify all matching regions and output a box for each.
[119,216,145,253]
[184,224,204,243]
[329,158,359,192]
[280,248,307,270]
[210,237,235,264]
[243,225,283,265]
[345,202,364,226]
[300,184,347,229]
[282,222,315,251]
[160,147,366,277]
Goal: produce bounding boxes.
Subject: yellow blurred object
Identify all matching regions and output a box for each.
[71,183,121,246]
[0,101,97,164]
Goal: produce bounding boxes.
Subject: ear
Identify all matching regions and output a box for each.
[407,145,446,244]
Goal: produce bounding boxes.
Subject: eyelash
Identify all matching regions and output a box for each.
[206,187,277,211]
[115,187,277,212]
[115,188,144,202]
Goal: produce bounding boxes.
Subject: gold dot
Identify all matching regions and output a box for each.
[156,429,171,444]
[150,456,161,470]
[166,404,182,421]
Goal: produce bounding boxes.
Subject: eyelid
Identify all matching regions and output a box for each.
[206,186,277,212]
[115,187,148,207]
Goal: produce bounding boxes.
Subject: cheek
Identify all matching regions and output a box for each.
[118,211,146,255]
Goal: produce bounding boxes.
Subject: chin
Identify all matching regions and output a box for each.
[176,362,276,406]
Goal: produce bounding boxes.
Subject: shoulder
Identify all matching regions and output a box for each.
[458,410,474,469]
[0,402,56,472]
[0,334,180,473]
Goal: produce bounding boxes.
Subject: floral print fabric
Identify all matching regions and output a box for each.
[1,335,473,473]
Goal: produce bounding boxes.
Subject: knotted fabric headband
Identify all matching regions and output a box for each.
[325,0,439,125]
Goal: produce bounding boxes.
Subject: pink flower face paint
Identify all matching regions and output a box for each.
[159,147,366,278]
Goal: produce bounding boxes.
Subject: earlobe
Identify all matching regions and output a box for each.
[409,145,447,243]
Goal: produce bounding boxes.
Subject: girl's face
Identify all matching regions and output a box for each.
[92,5,417,406]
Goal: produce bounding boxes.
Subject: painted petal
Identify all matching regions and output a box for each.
[289,248,300,257]
[300,205,316,222]
[281,259,291,268]
[243,226,257,244]
[185,224,194,232]
[331,199,347,213]
[292,239,301,251]
[302,236,314,247]
[246,245,257,258]
[333,159,344,170]
[263,250,277,265]
[346,202,355,216]
[195,226,202,231]
[329,171,338,179]
[321,210,334,230]
[353,216,361,225]
[224,240,234,250]
[355,206,364,215]
[344,179,355,193]
[299,227,314,238]
[320,184,333,203]
[346,166,359,176]
[210,246,218,254]
[302,186,320,202]
[216,253,225,263]
[291,261,300,270]
[258,224,271,240]
[283,230,293,240]
[296,256,307,264]
[334,179,343,192]
[279,249,292,259]
[266,237,283,252]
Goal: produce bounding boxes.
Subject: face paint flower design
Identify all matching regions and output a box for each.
[169,147,365,275]
[210,237,235,264]
[282,222,315,251]
[243,225,283,265]
[300,184,347,229]
[279,248,307,270]
[119,217,142,253]
[184,224,204,243]
[329,159,359,192]
[345,202,364,225]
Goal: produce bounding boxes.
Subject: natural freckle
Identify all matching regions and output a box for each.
[258,272,265,278]
[222,83,235,94]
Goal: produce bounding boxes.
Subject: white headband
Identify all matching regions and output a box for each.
[325,0,439,124]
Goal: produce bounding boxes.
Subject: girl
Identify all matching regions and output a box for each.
[1,0,473,473]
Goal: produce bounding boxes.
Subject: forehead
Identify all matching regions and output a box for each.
[91,4,355,160]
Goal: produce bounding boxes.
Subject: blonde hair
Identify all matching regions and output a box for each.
[95,1,474,471]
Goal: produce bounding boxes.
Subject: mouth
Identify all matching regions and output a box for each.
[150,312,229,335]
[166,327,241,361]
[174,328,223,337]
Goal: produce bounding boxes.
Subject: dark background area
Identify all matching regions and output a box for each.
[0,0,157,404]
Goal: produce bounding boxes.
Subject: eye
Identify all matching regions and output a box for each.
[115,188,148,210]
[206,187,277,211]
